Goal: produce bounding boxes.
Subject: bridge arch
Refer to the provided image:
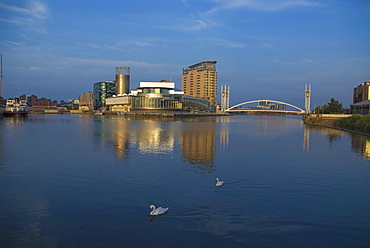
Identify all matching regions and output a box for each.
[226,99,305,113]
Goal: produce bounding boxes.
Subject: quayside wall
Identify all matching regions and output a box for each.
[302,114,352,128]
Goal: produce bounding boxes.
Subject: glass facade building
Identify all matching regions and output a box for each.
[131,83,183,111]
[181,95,215,111]
[93,81,116,110]
[132,96,182,110]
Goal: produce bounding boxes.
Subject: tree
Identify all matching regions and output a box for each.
[315,98,344,114]
[327,98,344,114]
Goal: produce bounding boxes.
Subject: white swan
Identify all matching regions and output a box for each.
[149,205,169,216]
[215,178,224,187]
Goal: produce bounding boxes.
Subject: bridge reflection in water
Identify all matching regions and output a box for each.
[226,99,305,115]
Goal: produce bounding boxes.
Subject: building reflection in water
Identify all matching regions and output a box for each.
[102,117,218,173]
[112,118,131,160]
[134,121,175,154]
[100,116,370,169]
[351,136,370,160]
[180,121,216,173]
[94,117,131,162]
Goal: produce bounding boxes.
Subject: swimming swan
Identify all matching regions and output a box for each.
[149,205,169,216]
[215,178,224,187]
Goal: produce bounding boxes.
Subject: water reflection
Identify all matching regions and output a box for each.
[181,122,216,173]
[94,116,370,171]
[2,115,370,247]
[351,136,370,160]
[304,124,370,160]
[0,118,4,167]
[95,116,217,172]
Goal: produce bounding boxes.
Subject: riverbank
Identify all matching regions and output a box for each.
[303,114,370,137]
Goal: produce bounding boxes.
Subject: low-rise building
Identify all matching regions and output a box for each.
[351,100,370,115]
[79,92,94,111]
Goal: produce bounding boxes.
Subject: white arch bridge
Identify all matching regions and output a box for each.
[225,100,305,115]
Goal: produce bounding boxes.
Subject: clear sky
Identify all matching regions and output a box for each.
[1,0,369,108]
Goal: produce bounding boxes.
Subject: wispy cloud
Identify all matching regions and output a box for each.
[189,13,208,31]
[208,0,320,14]
[213,38,247,48]
[301,57,317,64]
[161,13,209,31]
[85,37,168,52]
[65,57,163,68]
[0,0,49,35]
[26,66,47,71]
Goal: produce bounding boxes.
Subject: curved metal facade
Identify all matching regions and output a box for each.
[116,67,130,95]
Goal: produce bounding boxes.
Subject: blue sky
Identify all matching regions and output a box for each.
[1,0,369,108]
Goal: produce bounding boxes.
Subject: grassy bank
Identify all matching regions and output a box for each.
[335,115,370,135]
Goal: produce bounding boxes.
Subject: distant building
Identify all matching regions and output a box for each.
[19,94,37,107]
[182,61,217,111]
[37,97,54,107]
[93,81,116,110]
[353,81,370,104]
[79,92,94,111]
[69,99,79,105]
[19,94,57,108]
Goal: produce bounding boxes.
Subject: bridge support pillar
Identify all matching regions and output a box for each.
[305,84,311,114]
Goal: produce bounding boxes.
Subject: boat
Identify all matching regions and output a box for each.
[3,97,28,117]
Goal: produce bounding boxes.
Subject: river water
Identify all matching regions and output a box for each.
[0,115,369,248]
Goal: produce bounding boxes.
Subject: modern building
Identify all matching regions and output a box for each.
[79,92,94,111]
[106,80,184,112]
[105,64,218,113]
[115,67,130,95]
[93,81,116,110]
[131,80,183,111]
[182,61,217,111]
[351,100,370,115]
[353,81,370,104]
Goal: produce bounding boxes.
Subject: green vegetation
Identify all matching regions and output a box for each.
[335,115,370,135]
[315,98,344,114]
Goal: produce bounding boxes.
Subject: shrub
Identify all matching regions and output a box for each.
[335,115,370,134]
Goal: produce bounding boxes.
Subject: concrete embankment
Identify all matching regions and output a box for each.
[29,110,85,115]
[302,114,349,128]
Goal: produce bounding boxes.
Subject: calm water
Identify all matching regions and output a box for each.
[0,115,369,248]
